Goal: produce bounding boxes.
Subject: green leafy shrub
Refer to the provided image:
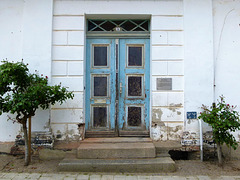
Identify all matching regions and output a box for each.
[0,60,74,165]
[199,95,240,165]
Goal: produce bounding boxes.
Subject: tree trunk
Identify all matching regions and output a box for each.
[22,122,30,166]
[28,116,31,164]
[217,142,223,166]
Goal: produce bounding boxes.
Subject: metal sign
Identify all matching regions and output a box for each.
[187,112,197,119]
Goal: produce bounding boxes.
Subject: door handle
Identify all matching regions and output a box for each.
[120,82,122,94]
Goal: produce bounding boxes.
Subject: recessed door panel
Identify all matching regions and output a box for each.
[128,46,143,67]
[127,106,142,127]
[93,45,109,67]
[127,75,143,97]
[93,75,108,97]
[93,106,108,128]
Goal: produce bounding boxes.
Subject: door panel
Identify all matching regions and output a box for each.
[86,39,116,131]
[86,38,149,136]
[118,39,150,134]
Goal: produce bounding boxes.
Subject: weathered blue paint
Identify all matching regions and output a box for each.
[86,39,116,130]
[86,38,150,132]
[118,39,150,131]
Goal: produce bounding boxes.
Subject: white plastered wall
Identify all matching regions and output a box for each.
[0,0,24,141]
[51,0,184,141]
[213,0,240,141]
[3,0,240,143]
[182,0,240,145]
[183,0,214,145]
[0,0,53,142]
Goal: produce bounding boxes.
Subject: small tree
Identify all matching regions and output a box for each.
[199,95,240,166]
[0,60,74,166]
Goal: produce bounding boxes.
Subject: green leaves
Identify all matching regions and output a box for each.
[199,95,240,150]
[0,60,74,124]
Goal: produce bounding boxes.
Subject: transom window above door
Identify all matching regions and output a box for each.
[87,19,150,32]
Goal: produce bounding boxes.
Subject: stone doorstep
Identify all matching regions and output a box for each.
[53,139,181,160]
[77,142,156,159]
[58,157,176,173]
[82,137,153,143]
[57,138,176,173]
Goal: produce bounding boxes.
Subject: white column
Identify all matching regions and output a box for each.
[183,0,214,133]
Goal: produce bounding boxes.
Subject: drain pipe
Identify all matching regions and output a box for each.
[199,118,203,161]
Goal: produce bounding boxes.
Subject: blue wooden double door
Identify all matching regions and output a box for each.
[86,38,150,137]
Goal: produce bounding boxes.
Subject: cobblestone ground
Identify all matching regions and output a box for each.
[0,173,240,180]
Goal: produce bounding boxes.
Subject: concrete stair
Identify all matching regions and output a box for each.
[58,157,175,173]
[77,138,155,159]
[58,138,176,173]
[154,140,182,158]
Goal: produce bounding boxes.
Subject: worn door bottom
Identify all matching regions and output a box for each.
[85,131,116,138]
[119,130,150,137]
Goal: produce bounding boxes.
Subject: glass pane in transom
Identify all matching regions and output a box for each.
[87,19,150,32]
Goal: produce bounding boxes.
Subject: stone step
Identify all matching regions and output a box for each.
[77,137,156,159]
[77,142,156,159]
[58,157,176,173]
[154,141,182,154]
[82,137,152,143]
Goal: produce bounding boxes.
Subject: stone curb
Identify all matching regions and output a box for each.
[0,173,240,180]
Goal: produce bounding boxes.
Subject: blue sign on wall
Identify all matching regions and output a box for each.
[187,112,197,119]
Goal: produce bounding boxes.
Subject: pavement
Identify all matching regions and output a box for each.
[0,173,240,180]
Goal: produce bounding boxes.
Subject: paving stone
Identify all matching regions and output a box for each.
[162,177,187,180]
[185,177,198,180]
[101,175,114,180]
[0,173,6,178]
[12,173,30,180]
[40,174,65,180]
[90,175,102,180]
[2,173,17,179]
[150,176,165,180]
[232,177,240,180]
[64,173,78,180]
[126,175,138,180]
[219,176,236,180]
[114,175,126,180]
[64,178,76,180]
[64,174,78,178]
[39,177,55,180]
[27,173,42,179]
[41,173,56,177]
[0,173,240,180]
[12,177,28,180]
[197,176,211,180]
[76,175,89,180]
[138,175,151,180]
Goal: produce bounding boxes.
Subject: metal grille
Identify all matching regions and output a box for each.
[88,19,149,32]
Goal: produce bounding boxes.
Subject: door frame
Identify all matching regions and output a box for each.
[85,37,150,137]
